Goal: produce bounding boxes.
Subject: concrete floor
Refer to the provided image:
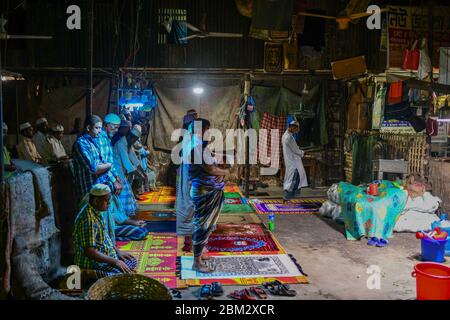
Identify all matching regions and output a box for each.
[178,187,449,300]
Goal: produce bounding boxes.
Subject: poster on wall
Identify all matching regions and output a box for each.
[387,6,450,69]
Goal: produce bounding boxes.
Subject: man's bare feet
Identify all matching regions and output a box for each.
[193,259,215,273]
[201,247,213,261]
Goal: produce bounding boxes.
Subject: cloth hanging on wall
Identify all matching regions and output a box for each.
[259,112,287,168]
[388,81,403,105]
[152,84,241,151]
[439,47,450,85]
[351,133,376,185]
[372,85,387,130]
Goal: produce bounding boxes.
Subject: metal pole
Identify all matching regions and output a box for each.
[0,45,4,183]
[244,74,251,198]
[86,0,94,117]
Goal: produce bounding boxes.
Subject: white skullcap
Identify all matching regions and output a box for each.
[132,124,142,134]
[130,127,141,138]
[36,118,48,125]
[89,184,111,196]
[3,122,7,131]
[52,124,64,132]
[20,122,32,131]
[289,120,299,127]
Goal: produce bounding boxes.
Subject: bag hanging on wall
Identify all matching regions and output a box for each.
[402,39,420,71]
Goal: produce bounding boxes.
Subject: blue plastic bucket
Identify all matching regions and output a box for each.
[421,237,447,263]
[442,227,450,256]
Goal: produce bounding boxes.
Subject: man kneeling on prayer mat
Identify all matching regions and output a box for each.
[73,183,137,278]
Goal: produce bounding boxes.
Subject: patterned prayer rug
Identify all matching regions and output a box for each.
[138,203,175,212]
[221,204,255,214]
[224,185,242,193]
[212,223,266,236]
[224,198,243,205]
[116,233,177,252]
[139,187,176,205]
[224,192,243,198]
[206,234,280,253]
[133,251,185,289]
[115,233,186,289]
[250,198,326,214]
[218,214,261,224]
[146,220,176,233]
[180,254,308,285]
[135,211,176,221]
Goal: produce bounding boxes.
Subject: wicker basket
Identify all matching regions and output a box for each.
[87,274,173,300]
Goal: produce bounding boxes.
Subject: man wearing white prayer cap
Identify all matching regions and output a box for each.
[48,124,69,162]
[33,117,54,164]
[281,120,307,203]
[72,183,137,278]
[17,122,44,164]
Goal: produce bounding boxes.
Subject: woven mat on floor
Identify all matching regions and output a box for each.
[217,213,261,224]
[176,223,285,256]
[179,254,308,286]
[221,203,255,214]
[250,198,326,214]
[116,233,186,289]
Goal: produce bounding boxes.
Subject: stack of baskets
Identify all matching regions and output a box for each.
[87,274,172,300]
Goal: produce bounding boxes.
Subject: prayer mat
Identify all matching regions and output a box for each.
[139,195,176,205]
[133,251,186,289]
[224,198,243,205]
[116,233,177,252]
[141,186,176,197]
[250,198,325,214]
[224,192,243,198]
[221,204,255,214]
[218,213,261,224]
[206,234,280,253]
[138,203,175,212]
[135,211,176,221]
[224,185,242,193]
[212,223,267,236]
[180,254,308,285]
[146,220,176,233]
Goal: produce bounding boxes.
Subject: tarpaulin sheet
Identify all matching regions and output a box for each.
[152,84,241,151]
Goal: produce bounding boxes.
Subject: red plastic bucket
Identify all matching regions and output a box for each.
[412,263,450,300]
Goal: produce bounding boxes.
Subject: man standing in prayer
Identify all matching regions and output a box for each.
[188,118,229,273]
[33,118,54,164]
[71,115,116,201]
[17,122,44,164]
[282,121,308,203]
[112,121,140,216]
[3,123,16,180]
[176,109,198,252]
[73,183,137,279]
[97,113,147,241]
[48,124,69,162]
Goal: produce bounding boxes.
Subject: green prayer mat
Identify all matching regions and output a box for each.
[221,204,255,214]
[224,192,243,199]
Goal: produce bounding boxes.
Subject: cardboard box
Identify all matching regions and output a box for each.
[331,56,367,80]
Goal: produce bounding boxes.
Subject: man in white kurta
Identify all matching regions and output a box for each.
[282,121,308,202]
[32,118,54,164]
[48,124,69,161]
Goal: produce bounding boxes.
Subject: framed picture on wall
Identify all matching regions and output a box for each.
[264,42,283,73]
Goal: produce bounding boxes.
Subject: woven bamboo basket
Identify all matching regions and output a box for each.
[429,158,450,212]
[379,132,426,176]
[87,274,173,300]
